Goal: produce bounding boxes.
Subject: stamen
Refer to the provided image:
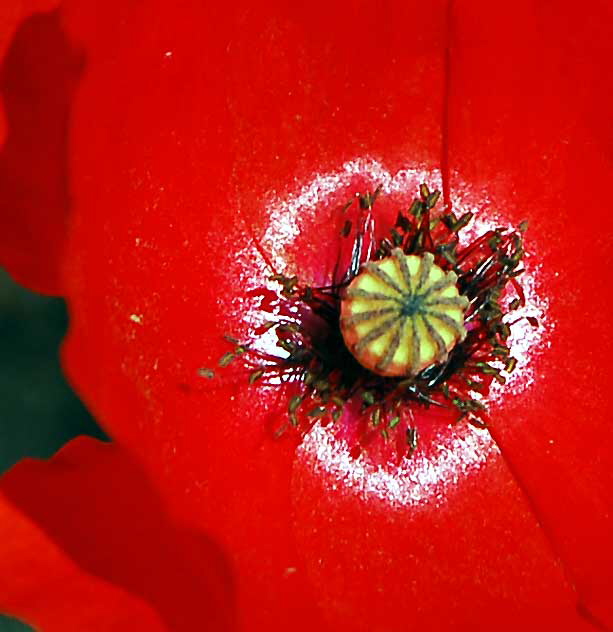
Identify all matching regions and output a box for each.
[204,184,530,456]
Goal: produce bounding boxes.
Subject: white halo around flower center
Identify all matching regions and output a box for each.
[243,158,551,507]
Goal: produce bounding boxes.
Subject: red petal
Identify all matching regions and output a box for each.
[0,495,168,631]
[292,420,603,630]
[0,5,79,295]
[56,1,611,629]
[0,448,166,630]
[447,2,613,626]
[0,437,235,630]
[0,2,59,116]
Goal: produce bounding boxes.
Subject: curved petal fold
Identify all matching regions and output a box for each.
[1,437,235,631]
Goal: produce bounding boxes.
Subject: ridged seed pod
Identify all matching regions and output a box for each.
[340,249,469,377]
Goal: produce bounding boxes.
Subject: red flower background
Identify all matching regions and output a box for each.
[1,1,612,630]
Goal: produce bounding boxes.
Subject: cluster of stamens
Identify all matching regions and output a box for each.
[202,184,529,457]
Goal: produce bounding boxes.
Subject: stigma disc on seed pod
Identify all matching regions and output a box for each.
[340,248,469,377]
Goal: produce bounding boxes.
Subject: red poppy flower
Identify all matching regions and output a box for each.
[1,1,612,631]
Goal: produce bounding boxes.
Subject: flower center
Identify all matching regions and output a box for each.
[340,248,469,377]
[205,182,529,454]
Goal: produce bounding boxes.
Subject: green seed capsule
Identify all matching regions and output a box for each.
[340,249,469,377]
